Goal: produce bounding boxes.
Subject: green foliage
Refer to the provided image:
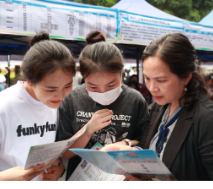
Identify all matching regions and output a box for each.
[70,0,213,22]
[146,0,213,22]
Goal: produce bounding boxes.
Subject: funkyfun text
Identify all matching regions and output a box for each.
[16,122,56,137]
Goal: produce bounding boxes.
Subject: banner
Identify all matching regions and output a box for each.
[117,11,184,46]
[0,0,213,50]
[0,0,118,41]
[184,23,213,51]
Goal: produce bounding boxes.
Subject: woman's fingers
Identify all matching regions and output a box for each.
[100,119,112,129]
[96,109,113,116]
[96,109,110,114]
[99,111,113,118]
[101,115,112,123]
[125,174,142,181]
[26,164,45,175]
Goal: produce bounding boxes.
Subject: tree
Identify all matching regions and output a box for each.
[146,0,213,22]
[69,0,213,22]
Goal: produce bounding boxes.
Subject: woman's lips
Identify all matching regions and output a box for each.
[153,96,163,100]
[50,100,61,104]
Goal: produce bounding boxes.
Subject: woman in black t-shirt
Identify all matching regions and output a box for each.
[56,31,150,180]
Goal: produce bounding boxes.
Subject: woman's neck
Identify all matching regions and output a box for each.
[23,82,39,101]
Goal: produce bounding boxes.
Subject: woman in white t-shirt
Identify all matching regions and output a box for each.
[0,68,6,92]
[0,32,76,181]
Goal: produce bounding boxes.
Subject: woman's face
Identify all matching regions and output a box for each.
[143,56,191,106]
[85,71,121,93]
[31,69,73,109]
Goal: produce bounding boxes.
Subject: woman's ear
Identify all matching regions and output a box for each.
[183,73,192,85]
[27,80,33,87]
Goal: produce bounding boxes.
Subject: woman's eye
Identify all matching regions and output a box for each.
[91,87,97,89]
[47,90,55,92]
[158,80,166,83]
[109,85,115,87]
[65,85,71,88]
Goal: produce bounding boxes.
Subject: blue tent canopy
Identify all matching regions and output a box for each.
[0,0,212,63]
[199,10,213,27]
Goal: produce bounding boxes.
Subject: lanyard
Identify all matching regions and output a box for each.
[155,107,183,156]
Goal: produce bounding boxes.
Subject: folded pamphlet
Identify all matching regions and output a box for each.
[24,127,86,172]
[70,149,176,181]
[68,142,125,181]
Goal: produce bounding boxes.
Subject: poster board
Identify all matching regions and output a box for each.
[0,0,118,41]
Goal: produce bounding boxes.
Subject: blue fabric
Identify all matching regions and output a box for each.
[156,107,183,156]
[0,83,5,92]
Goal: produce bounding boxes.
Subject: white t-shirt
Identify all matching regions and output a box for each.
[0,82,57,181]
[0,74,6,83]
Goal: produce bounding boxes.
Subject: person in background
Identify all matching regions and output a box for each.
[72,66,83,88]
[0,68,6,92]
[0,32,76,181]
[4,67,10,88]
[102,33,213,181]
[56,30,150,180]
[128,74,139,91]
[129,67,137,76]
[205,74,213,100]
[123,69,130,84]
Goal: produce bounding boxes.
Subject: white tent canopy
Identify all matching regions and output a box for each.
[112,0,185,21]
[199,10,213,27]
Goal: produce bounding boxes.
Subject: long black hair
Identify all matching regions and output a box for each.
[20,31,76,84]
[142,33,207,109]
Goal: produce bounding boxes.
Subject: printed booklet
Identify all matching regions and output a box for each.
[70,148,176,181]
[68,142,125,181]
[24,127,86,172]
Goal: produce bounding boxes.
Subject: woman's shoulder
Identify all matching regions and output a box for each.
[0,83,24,112]
[194,94,213,120]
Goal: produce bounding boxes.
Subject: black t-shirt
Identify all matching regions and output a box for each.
[56,84,150,180]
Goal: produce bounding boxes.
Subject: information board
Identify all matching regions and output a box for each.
[117,11,184,46]
[184,23,213,51]
[0,0,213,51]
[0,0,118,41]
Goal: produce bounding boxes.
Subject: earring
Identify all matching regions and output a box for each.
[184,87,188,92]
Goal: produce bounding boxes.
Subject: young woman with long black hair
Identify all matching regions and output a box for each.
[0,32,76,181]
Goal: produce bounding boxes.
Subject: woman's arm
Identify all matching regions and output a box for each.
[0,164,44,181]
[62,109,113,159]
[198,112,213,180]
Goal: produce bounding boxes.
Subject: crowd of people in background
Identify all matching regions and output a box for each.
[1,64,213,109]
[0,67,10,92]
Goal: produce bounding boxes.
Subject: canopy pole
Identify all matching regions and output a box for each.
[136,47,140,82]
[7,54,11,87]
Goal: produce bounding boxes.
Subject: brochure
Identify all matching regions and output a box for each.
[68,142,125,181]
[70,149,176,181]
[24,127,86,172]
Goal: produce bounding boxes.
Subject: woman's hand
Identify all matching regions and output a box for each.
[41,158,64,181]
[40,165,64,181]
[125,174,144,181]
[87,109,113,134]
[101,144,136,152]
[0,164,44,181]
